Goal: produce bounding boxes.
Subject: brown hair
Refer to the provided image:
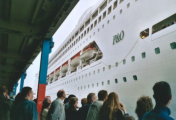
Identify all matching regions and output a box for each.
[98,90,108,101]
[69,97,78,107]
[81,98,87,106]
[0,86,8,94]
[100,92,122,120]
[135,96,153,120]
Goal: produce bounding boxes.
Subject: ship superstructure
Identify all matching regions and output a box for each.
[34,0,176,118]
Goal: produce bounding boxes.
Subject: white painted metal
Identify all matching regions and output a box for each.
[34,0,176,118]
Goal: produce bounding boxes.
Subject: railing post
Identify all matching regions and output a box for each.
[20,72,27,92]
[14,83,18,95]
[37,38,54,118]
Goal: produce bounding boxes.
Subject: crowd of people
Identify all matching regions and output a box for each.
[152,20,176,34]
[0,81,174,120]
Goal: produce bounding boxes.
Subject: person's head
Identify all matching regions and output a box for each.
[87,93,97,104]
[153,81,172,106]
[98,90,108,101]
[69,97,78,108]
[21,87,33,101]
[42,98,51,112]
[81,98,87,106]
[135,96,153,120]
[0,86,8,95]
[64,98,69,104]
[100,92,121,120]
[15,92,23,104]
[68,94,76,99]
[57,90,66,99]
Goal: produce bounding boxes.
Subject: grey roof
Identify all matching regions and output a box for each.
[0,0,79,91]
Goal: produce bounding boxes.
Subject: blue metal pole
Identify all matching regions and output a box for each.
[14,83,18,95]
[37,38,54,115]
[20,72,27,92]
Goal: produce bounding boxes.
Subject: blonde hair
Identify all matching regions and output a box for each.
[100,92,121,120]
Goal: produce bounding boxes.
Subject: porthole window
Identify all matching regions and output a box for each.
[127,3,130,8]
[113,1,117,9]
[84,86,86,89]
[94,20,97,27]
[140,28,149,39]
[123,59,126,64]
[120,9,122,14]
[98,69,100,73]
[107,80,110,85]
[102,24,104,28]
[120,0,124,4]
[89,73,91,76]
[98,29,100,32]
[91,24,93,30]
[115,79,118,83]
[108,6,112,14]
[113,15,115,20]
[103,11,106,19]
[88,85,90,88]
[102,82,104,86]
[93,71,95,75]
[155,47,160,54]
[133,75,138,81]
[109,65,111,69]
[107,20,110,24]
[123,77,127,82]
[103,67,105,71]
[115,62,118,67]
[142,52,146,58]
[97,83,99,87]
[170,42,176,49]
[131,56,135,62]
[92,84,94,88]
[98,16,101,23]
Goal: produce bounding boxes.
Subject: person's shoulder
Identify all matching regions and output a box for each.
[142,111,151,120]
[157,114,174,120]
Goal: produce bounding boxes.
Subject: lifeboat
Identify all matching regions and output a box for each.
[60,72,66,77]
[49,72,54,81]
[61,61,68,73]
[70,51,80,67]
[55,67,60,77]
[80,48,96,61]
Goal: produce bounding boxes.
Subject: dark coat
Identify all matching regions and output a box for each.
[78,104,91,120]
[100,108,129,120]
[66,106,78,120]
[0,94,12,120]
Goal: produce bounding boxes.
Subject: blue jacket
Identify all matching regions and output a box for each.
[10,99,39,120]
[142,105,174,120]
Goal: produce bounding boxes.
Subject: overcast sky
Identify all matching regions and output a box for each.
[16,0,99,94]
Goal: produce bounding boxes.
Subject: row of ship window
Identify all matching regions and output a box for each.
[78,76,137,90]
[48,0,136,67]
[48,42,176,85]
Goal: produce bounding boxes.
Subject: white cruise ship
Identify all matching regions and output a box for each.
[34,0,176,118]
